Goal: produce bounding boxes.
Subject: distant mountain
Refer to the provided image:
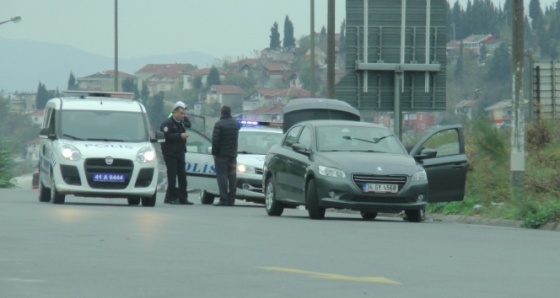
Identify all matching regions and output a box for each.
[0,37,217,93]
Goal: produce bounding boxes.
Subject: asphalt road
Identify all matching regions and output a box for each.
[1,188,559,298]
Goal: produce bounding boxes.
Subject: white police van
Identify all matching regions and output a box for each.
[184,120,283,205]
[37,91,164,206]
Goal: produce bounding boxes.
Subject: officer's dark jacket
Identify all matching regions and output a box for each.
[211,115,241,158]
[160,116,190,156]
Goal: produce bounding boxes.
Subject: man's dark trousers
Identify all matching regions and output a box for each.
[164,154,187,202]
[215,156,236,205]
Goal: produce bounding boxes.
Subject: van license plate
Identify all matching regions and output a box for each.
[362,183,398,193]
[93,173,125,183]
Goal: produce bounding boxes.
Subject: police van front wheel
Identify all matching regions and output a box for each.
[38,180,51,202]
[141,192,157,207]
[50,182,65,204]
[128,198,141,205]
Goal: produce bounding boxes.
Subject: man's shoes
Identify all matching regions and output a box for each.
[180,200,194,205]
[164,197,178,204]
[214,201,228,206]
[227,200,235,206]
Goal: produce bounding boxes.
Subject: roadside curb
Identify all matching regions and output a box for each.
[429,214,560,232]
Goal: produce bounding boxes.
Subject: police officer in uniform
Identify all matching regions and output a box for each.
[160,101,193,205]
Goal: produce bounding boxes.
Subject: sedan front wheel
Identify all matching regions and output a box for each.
[265,177,283,216]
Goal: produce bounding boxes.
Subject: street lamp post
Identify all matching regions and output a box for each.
[0,16,22,26]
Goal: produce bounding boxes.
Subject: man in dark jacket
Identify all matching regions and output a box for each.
[211,105,241,206]
[160,101,193,205]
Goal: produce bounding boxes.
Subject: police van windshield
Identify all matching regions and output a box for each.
[60,110,148,142]
[238,131,283,154]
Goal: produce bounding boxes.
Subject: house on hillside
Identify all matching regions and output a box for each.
[76,70,136,92]
[243,104,285,122]
[206,85,245,114]
[455,99,480,120]
[135,63,195,96]
[183,68,227,90]
[10,91,37,113]
[27,109,44,127]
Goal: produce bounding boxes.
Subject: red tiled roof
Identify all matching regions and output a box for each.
[103,70,135,77]
[135,63,194,75]
[249,104,285,114]
[29,109,44,116]
[264,63,291,71]
[186,68,226,76]
[210,85,245,94]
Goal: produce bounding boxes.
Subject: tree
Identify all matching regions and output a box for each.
[283,15,295,50]
[206,66,222,87]
[146,91,165,129]
[192,75,203,90]
[140,83,150,104]
[67,72,77,90]
[269,21,281,50]
[339,19,346,54]
[121,78,140,100]
[35,82,49,109]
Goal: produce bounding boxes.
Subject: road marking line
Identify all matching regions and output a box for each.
[5,278,47,283]
[258,266,400,285]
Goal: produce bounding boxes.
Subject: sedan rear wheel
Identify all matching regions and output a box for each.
[306,179,325,220]
[360,211,378,220]
[265,177,283,216]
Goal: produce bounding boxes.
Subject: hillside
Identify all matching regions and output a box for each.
[0,37,217,93]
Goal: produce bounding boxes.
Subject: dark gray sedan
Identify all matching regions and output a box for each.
[262,120,467,222]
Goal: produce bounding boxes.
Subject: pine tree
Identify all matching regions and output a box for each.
[206,66,221,87]
[146,91,165,129]
[67,72,77,90]
[283,15,295,50]
[35,82,49,109]
[140,83,150,104]
[269,22,281,50]
[339,19,346,54]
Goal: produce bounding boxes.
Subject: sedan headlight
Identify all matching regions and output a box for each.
[61,144,81,161]
[237,164,256,174]
[412,169,427,181]
[318,165,346,178]
[136,146,156,163]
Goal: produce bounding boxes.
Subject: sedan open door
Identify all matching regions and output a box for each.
[408,125,468,203]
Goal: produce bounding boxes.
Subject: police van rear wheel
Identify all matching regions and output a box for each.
[200,190,215,205]
[141,192,156,207]
[128,198,141,205]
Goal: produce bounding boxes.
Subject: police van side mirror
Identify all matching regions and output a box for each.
[39,127,56,140]
[152,131,165,143]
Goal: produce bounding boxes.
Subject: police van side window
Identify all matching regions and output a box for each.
[46,109,56,135]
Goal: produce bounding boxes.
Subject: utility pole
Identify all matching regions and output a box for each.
[511,0,525,200]
[114,0,119,91]
[327,0,335,98]
[310,0,315,97]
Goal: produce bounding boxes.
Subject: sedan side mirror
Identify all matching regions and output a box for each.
[415,148,437,159]
[292,143,309,155]
[39,127,56,140]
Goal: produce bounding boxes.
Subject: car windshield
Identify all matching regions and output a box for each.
[59,110,148,142]
[238,130,283,154]
[316,125,406,154]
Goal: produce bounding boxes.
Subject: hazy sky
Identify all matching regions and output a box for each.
[1,0,346,59]
[2,0,556,59]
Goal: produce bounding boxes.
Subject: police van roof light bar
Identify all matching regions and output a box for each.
[63,90,135,99]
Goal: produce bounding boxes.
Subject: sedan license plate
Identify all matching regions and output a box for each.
[362,183,398,193]
[93,173,125,183]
